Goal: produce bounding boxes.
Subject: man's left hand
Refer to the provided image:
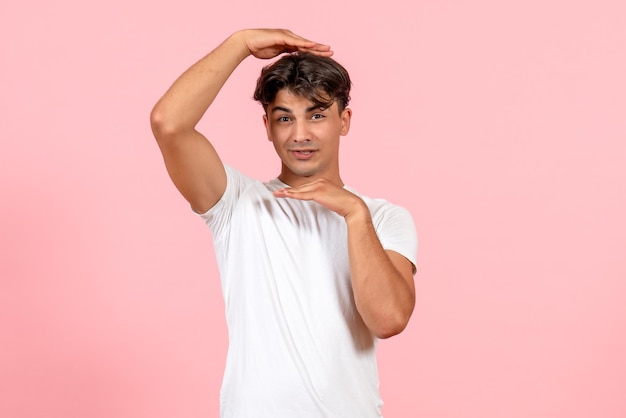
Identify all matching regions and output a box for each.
[273,179,369,220]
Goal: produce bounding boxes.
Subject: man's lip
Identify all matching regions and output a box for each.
[291,149,317,160]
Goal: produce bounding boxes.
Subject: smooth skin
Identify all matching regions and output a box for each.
[150,29,415,338]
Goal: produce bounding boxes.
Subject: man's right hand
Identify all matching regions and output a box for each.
[236,28,333,60]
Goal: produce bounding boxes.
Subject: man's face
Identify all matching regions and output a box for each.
[263,89,351,187]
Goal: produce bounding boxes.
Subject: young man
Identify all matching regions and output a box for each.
[150,29,417,417]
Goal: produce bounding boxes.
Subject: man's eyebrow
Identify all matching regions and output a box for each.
[306,105,327,113]
[270,105,292,114]
[269,105,327,114]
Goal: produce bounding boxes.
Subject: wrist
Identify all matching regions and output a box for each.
[227,31,253,61]
[344,199,371,224]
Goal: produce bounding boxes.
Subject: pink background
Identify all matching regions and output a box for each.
[1,1,625,417]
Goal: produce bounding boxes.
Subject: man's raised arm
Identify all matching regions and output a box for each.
[150,29,332,213]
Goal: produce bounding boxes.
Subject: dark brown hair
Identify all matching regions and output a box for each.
[253,52,352,113]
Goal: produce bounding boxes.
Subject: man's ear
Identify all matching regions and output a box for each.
[340,108,352,136]
[263,113,271,141]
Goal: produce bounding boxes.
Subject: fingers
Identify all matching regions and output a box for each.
[279,37,333,57]
[273,179,328,199]
[302,43,333,57]
[292,34,333,56]
[273,187,311,200]
[272,179,342,206]
[245,29,333,58]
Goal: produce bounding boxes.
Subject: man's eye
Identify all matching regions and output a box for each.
[311,113,325,120]
[278,116,291,122]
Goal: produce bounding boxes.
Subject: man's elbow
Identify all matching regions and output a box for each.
[371,311,412,339]
[150,105,183,143]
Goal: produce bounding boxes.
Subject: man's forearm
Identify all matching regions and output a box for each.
[151,32,250,136]
[345,209,415,339]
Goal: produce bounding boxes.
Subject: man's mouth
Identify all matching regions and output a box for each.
[291,149,317,159]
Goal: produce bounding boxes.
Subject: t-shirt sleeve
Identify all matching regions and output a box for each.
[373,204,418,274]
[195,165,253,240]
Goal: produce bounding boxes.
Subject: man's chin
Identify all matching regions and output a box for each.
[279,166,320,184]
[283,162,319,177]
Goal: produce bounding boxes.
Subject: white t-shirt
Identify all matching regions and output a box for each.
[199,165,417,418]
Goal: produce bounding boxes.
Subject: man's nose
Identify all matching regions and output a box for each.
[293,120,310,142]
